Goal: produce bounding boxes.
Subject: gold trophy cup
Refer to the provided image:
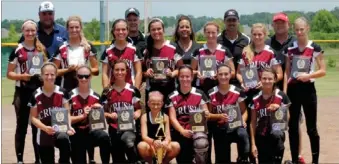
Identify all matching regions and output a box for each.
[153,112,167,164]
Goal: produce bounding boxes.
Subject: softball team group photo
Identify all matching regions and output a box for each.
[5,1,329,164]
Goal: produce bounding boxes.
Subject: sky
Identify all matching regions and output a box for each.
[1,0,339,22]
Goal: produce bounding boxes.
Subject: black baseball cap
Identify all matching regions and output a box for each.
[224,9,239,20]
[125,8,140,18]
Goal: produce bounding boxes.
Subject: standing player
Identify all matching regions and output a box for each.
[101,19,142,89]
[217,9,250,87]
[7,20,48,164]
[249,68,291,163]
[195,22,235,163]
[69,65,111,164]
[208,64,249,163]
[29,62,75,164]
[284,17,326,164]
[53,16,99,93]
[236,23,283,163]
[101,60,142,163]
[143,18,177,112]
[138,91,181,164]
[167,65,210,164]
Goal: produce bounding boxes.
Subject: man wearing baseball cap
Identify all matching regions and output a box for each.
[265,12,306,164]
[217,9,250,86]
[19,1,68,59]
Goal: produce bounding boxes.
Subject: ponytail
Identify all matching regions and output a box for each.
[34,37,48,61]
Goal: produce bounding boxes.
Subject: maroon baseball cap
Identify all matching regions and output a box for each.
[273,12,289,22]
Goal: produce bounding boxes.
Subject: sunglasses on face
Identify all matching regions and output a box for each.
[77,74,90,79]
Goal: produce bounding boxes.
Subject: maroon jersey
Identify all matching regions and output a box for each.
[28,85,69,146]
[250,89,290,136]
[100,83,141,129]
[193,44,233,93]
[239,45,279,78]
[100,43,140,85]
[208,85,246,127]
[8,43,46,87]
[284,40,323,83]
[166,87,209,130]
[143,40,176,90]
[54,41,97,92]
[69,88,100,129]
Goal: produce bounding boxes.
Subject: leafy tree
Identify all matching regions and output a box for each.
[311,9,339,33]
[55,18,66,26]
[83,18,100,41]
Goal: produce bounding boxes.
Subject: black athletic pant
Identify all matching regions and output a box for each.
[71,128,111,164]
[255,131,285,164]
[244,88,260,164]
[288,82,319,164]
[38,132,71,164]
[13,87,39,163]
[214,127,250,163]
[108,127,138,163]
[172,130,194,163]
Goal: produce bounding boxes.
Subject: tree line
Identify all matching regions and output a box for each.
[2,7,339,47]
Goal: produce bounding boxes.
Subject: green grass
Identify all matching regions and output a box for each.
[2,49,338,105]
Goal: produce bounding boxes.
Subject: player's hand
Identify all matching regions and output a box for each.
[145,68,154,78]
[153,140,162,149]
[44,126,56,135]
[21,73,32,81]
[251,144,258,158]
[297,73,311,82]
[67,127,76,136]
[267,103,280,111]
[180,129,193,138]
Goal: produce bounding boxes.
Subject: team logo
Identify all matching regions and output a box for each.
[245,69,254,79]
[56,36,63,42]
[297,59,305,69]
[91,110,101,120]
[44,3,49,9]
[129,8,135,12]
[56,111,65,122]
[53,125,59,132]
[228,108,237,122]
[121,111,130,121]
[32,55,40,66]
[194,113,202,123]
[204,58,213,68]
[156,61,165,71]
[275,110,284,120]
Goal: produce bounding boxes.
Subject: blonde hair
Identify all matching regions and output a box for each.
[21,19,47,61]
[294,16,309,31]
[66,16,91,51]
[203,21,220,33]
[148,91,164,102]
[242,23,268,62]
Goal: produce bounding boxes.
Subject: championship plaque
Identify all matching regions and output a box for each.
[270,106,288,131]
[290,56,311,79]
[89,107,106,131]
[67,48,86,65]
[117,106,135,132]
[28,53,44,75]
[224,104,243,132]
[51,107,69,133]
[199,56,217,78]
[240,66,259,88]
[151,57,169,80]
[189,110,207,133]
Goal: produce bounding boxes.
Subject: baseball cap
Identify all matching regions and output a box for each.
[125,8,140,18]
[224,9,239,20]
[39,1,54,12]
[273,12,289,22]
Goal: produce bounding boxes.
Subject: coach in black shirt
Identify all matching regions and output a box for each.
[265,12,296,91]
[217,9,250,86]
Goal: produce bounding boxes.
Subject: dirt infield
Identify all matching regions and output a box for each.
[2,97,338,163]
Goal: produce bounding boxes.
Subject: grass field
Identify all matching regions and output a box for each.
[1,49,338,105]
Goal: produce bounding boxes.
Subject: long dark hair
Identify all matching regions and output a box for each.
[172,15,195,42]
[146,18,165,58]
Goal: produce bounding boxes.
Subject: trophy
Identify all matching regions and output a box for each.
[189,108,207,133]
[290,56,311,79]
[28,52,44,75]
[152,112,167,164]
[117,106,135,132]
[270,106,288,131]
[51,107,69,133]
[88,107,106,131]
[199,55,217,78]
[151,57,169,80]
[240,66,259,88]
[224,104,243,132]
[67,47,86,65]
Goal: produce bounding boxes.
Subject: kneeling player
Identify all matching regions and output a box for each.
[138,91,180,164]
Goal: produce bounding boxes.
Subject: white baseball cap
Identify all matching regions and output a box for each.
[39,1,54,12]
